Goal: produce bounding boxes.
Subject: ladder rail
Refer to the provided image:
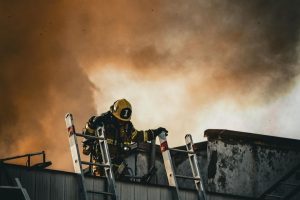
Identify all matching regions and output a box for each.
[158,132,207,200]
[96,126,118,199]
[65,113,119,200]
[158,132,182,200]
[15,178,31,200]
[175,174,200,181]
[185,134,207,200]
[75,133,105,140]
[65,113,88,200]
[81,161,110,168]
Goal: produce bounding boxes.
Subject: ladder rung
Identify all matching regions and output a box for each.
[87,190,114,196]
[265,194,283,198]
[75,133,105,140]
[175,174,200,181]
[81,161,110,168]
[123,175,144,179]
[281,182,298,187]
[169,148,195,154]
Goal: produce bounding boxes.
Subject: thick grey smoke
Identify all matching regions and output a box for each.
[0,0,299,170]
[74,0,300,104]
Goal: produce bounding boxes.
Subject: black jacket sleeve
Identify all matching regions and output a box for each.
[130,123,155,142]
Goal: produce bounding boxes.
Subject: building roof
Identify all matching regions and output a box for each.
[0,163,198,200]
[204,129,300,150]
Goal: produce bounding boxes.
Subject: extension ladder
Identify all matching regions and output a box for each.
[158,132,206,200]
[65,113,118,200]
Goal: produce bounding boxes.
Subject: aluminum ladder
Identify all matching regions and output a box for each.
[158,132,206,200]
[65,113,118,200]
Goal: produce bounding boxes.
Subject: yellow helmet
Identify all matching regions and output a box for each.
[110,99,132,121]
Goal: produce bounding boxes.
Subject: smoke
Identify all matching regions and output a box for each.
[1,0,300,170]
[89,1,300,146]
[79,0,300,103]
[0,1,96,170]
[86,0,300,144]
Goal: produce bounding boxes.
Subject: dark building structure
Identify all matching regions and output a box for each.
[176,129,300,200]
[1,129,300,200]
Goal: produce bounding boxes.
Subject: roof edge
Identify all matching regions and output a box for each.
[204,129,300,149]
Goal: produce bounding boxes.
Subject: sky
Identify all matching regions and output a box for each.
[1,0,300,171]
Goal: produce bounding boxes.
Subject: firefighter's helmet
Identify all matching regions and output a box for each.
[110,99,132,121]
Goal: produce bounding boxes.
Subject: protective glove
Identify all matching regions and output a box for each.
[153,127,168,137]
[117,161,127,176]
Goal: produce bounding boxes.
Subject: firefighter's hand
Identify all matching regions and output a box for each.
[154,127,168,137]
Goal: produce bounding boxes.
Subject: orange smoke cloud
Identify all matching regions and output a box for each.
[0,1,96,170]
[1,0,300,171]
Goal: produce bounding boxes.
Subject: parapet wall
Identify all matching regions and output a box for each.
[204,129,300,198]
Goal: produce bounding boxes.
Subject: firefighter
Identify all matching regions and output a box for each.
[82,98,168,179]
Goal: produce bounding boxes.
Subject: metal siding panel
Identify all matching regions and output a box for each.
[179,190,186,200]
[1,165,200,200]
[92,177,105,200]
[7,166,22,182]
[0,167,5,185]
[50,172,65,200]
[35,171,51,200]
[147,186,160,200]
[134,184,147,200]
[7,167,21,179]
[85,177,94,200]
[0,166,21,186]
[20,169,36,200]
[184,190,198,200]
[64,174,80,200]
[120,182,134,200]
[159,187,173,200]
[116,182,122,200]
[170,188,181,200]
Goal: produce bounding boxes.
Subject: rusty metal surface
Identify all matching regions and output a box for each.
[205,129,300,198]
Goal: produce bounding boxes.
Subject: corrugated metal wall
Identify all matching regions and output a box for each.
[0,164,198,200]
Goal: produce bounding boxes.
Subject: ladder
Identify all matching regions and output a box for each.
[158,132,206,200]
[259,162,300,200]
[0,178,31,200]
[65,113,118,200]
[0,161,31,200]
